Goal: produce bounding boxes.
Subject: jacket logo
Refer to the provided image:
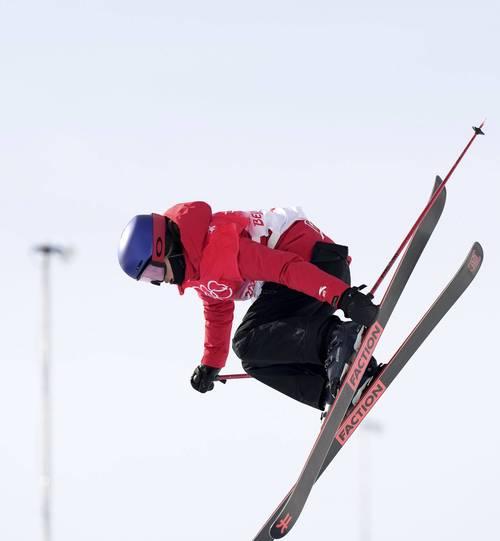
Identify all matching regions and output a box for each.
[319,286,328,299]
[194,280,233,300]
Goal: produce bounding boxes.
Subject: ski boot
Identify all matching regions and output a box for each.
[323,321,363,407]
[322,321,383,408]
[351,358,385,406]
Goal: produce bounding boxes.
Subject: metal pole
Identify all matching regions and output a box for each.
[359,420,383,541]
[370,122,485,297]
[34,245,70,541]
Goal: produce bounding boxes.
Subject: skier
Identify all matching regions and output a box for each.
[118,202,381,410]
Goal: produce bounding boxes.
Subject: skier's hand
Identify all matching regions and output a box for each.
[336,285,379,327]
[190,364,221,393]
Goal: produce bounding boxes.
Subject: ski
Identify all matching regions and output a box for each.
[255,242,483,540]
[259,178,447,540]
[328,242,483,461]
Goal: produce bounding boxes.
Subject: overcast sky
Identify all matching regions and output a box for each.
[1,1,499,540]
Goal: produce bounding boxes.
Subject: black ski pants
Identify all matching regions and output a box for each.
[232,242,351,410]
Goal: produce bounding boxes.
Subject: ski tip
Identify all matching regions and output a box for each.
[433,175,445,192]
[467,242,484,275]
[472,241,483,259]
[473,126,485,135]
[432,175,447,203]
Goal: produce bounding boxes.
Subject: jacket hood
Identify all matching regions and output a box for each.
[163,201,212,288]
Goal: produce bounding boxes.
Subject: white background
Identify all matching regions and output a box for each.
[1,1,499,540]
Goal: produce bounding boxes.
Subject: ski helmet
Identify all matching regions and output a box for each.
[118,213,168,285]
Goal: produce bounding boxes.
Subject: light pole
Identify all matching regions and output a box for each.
[33,244,71,541]
[359,419,383,541]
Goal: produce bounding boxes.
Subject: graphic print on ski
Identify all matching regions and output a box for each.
[265,178,447,540]
[258,240,482,541]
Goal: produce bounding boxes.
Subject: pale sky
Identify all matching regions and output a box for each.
[1,1,499,540]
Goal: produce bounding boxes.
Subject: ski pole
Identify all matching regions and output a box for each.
[217,122,485,384]
[370,121,485,297]
[216,373,252,383]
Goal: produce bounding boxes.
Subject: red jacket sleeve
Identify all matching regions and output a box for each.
[238,237,349,304]
[199,295,235,369]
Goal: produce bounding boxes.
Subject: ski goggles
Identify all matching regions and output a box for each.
[138,213,168,286]
[139,262,166,285]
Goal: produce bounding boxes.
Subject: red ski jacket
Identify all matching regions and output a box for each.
[164,202,350,368]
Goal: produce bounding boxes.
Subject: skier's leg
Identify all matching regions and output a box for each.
[232,282,335,409]
[233,237,384,409]
[233,240,353,410]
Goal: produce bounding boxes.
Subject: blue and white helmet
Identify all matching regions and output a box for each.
[118,214,168,284]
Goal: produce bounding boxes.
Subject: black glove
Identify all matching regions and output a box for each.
[190,364,221,393]
[336,285,379,327]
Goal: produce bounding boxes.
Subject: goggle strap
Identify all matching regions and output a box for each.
[151,213,166,264]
